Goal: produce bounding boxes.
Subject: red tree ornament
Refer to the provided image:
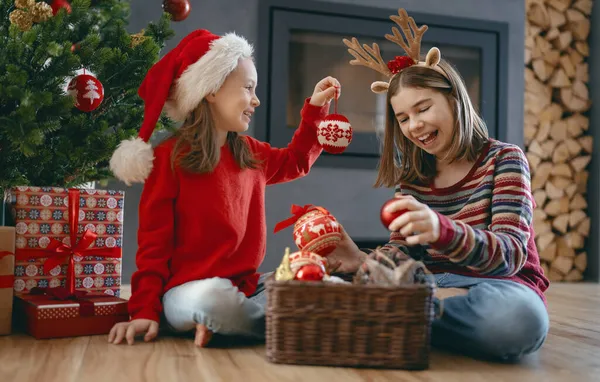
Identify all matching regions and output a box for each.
[317,87,352,154]
[288,250,327,276]
[51,0,72,15]
[67,74,104,112]
[162,0,191,22]
[274,205,342,256]
[380,198,409,229]
[295,264,325,281]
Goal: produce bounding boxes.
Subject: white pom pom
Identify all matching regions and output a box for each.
[109,137,154,186]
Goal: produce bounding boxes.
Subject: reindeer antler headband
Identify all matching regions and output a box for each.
[343,8,445,94]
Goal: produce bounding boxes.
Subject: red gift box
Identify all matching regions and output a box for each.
[14,291,129,339]
[9,186,123,297]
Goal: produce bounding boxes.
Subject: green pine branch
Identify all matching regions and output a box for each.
[0,0,175,190]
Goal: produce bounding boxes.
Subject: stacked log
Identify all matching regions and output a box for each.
[525,0,592,282]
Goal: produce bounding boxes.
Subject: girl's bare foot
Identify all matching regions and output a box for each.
[435,287,469,300]
[194,324,213,347]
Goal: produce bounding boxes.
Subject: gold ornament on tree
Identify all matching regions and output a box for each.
[130,29,148,48]
[10,0,53,31]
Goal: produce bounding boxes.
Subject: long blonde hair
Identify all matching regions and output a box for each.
[374,59,488,188]
[170,99,261,173]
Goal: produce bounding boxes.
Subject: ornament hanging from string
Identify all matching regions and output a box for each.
[317,86,353,154]
[51,0,71,15]
[66,69,104,112]
[162,0,191,22]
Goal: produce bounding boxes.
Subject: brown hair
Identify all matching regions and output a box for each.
[170,99,261,173]
[374,59,489,188]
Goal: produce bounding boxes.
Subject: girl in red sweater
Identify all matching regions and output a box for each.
[328,9,550,361]
[106,29,339,346]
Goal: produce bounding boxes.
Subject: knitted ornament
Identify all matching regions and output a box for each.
[66,73,104,112]
[109,29,253,185]
[274,204,342,256]
[288,249,327,275]
[317,87,352,154]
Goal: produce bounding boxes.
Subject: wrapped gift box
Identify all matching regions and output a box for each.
[0,226,16,335]
[14,292,129,339]
[9,186,124,297]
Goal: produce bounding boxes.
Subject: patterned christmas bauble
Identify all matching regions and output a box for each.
[380,198,409,229]
[67,74,104,112]
[162,0,191,22]
[293,208,342,256]
[317,114,353,154]
[51,0,71,15]
[288,250,327,276]
[295,264,325,282]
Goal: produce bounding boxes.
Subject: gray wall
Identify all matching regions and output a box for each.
[114,0,526,283]
[587,2,599,282]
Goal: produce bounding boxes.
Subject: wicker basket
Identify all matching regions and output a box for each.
[265,275,435,369]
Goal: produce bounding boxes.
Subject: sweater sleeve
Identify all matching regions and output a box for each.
[127,143,178,322]
[249,98,327,185]
[429,146,533,277]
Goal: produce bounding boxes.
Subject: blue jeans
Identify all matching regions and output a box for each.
[162,273,269,339]
[432,273,549,361]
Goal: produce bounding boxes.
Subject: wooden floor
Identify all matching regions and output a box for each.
[1,283,599,382]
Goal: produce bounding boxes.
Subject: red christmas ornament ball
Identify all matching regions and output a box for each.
[67,74,104,112]
[293,207,342,256]
[51,0,72,15]
[380,198,409,229]
[288,250,327,276]
[294,264,325,281]
[317,114,353,154]
[162,0,191,22]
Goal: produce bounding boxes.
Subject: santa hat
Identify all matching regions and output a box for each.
[109,29,253,185]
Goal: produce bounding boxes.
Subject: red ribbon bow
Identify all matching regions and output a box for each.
[273,204,330,233]
[15,189,122,297]
[0,251,14,289]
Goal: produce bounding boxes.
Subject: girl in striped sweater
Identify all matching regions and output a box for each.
[329,8,550,362]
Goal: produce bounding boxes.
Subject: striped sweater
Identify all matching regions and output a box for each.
[388,139,549,304]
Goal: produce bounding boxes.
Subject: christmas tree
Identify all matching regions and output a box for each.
[0,0,175,190]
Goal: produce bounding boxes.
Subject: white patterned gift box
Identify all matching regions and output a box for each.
[8,186,124,297]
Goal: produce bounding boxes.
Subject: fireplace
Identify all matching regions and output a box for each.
[255,0,510,170]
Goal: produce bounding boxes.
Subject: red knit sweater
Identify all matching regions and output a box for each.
[128,99,327,322]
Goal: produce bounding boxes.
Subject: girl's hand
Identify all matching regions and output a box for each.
[386,194,440,245]
[309,76,341,107]
[326,225,367,273]
[108,318,159,345]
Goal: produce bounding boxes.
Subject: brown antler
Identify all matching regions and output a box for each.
[385,8,428,62]
[342,37,392,77]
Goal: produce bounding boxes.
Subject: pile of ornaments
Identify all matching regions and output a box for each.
[273,205,345,283]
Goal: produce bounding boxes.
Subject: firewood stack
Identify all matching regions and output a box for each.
[525,0,592,282]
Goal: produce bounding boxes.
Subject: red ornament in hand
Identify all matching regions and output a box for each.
[317,114,353,154]
[380,198,409,229]
[295,264,325,281]
[51,0,72,15]
[67,74,104,112]
[293,207,342,256]
[317,87,352,154]
[162,0,191,22]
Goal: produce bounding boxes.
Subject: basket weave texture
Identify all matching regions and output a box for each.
[265,276,435,369]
